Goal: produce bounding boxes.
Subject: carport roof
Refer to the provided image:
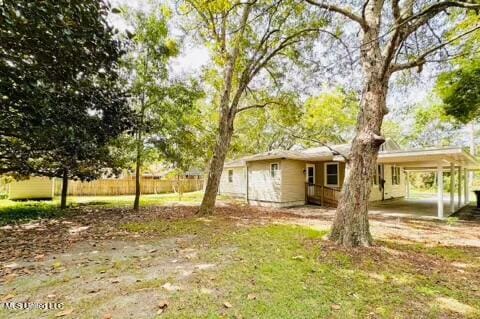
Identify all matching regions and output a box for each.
[224,145,480,169]
[377,146,480,169]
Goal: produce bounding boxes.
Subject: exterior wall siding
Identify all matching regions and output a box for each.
[370,164,406,201]
[219,160,406,207]
[9,177,55,200]
[218,167,246,198]
[247,160,281,204]
[280,159,306,205]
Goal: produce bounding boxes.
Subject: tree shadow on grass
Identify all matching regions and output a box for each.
[0,202,66,226]
[73,201,111,207]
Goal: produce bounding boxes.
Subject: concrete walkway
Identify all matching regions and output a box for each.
[369,197,453,219]
[284,197,472,220]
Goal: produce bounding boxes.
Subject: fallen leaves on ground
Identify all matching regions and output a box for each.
[55,308,74,317]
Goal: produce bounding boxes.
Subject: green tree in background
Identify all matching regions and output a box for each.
[436,12,480,124]
[306,0,480,246]
[0,0,132,208]
[181,0,323,215]
[227,89,359,159]
[437,61,480,124]
[409,103,459,147]
[120,4,203,210]
[302,89,358,145]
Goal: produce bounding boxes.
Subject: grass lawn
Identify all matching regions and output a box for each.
[0,191,204,226]
[1,202,479,318]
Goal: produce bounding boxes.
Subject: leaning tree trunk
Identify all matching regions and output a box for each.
[60,168,69,209]
[330,9,389,246]
[199,111,235,215]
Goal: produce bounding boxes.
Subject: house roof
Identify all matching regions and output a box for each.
[225,142,480,170]
[224,159,246,168]
[377,146,480,169]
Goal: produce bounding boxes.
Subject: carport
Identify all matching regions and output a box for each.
[376,147,480,219]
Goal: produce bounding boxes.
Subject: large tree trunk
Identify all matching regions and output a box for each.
[199,111,235,215]
[329,82,387,246]
[60,168,69,209]
[330,2,389,246]
[199,109,234,215]
[198,3,252,215]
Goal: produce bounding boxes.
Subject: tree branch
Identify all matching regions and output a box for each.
[390,24,480,73]
[305,0,366,29]
[236,101,282,114]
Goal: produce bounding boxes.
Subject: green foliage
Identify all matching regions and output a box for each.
[436,12,480,124]
[408,101,459,147]
[181,0,323,161]
[303,88,358,145]
[119,4,204,173]
[437,61,480,124]
[231,92,302,155]
[0,0,132,180]
[228,88,359,158]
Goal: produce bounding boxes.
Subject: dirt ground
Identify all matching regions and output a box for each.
[1,203,479,318]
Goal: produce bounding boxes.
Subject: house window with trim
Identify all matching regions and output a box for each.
[228,169,233,183]
[325,163,339,187]
[391,166,401,185]
[270,163,279,178]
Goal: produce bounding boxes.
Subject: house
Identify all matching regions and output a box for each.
[219,141,480,218]
[8,177,55,200]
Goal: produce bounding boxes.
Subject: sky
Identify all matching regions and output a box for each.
[109,0,210,77]
[107,0,471,148]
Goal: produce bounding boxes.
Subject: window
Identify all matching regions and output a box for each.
[270,163,279,178]
[228,169,233,183]
[391,166,401,185]
[306,165,315,184]
[324,163,339,187]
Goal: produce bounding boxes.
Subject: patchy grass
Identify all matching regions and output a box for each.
[0,201,64,226]
[1,205,480,318]
[0,192,204,225]
[118,219,480,318]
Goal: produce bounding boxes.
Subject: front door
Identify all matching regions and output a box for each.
[306,164,315,196]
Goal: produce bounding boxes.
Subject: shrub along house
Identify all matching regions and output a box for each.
[219,141,480,218]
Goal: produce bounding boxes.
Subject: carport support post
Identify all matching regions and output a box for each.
[458,166,462,207]
[437,165,444,219]
[450,163,455,213]
[464,168,469,204]
[405,171,410,199]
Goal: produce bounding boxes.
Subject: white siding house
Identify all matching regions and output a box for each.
[218,160,246,198]
[218,142,478,215]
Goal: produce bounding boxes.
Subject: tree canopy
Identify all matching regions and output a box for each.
[0,0,133,207]
[435,11,479,123]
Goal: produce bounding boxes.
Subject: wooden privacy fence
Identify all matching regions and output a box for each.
[54,178,204,196]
